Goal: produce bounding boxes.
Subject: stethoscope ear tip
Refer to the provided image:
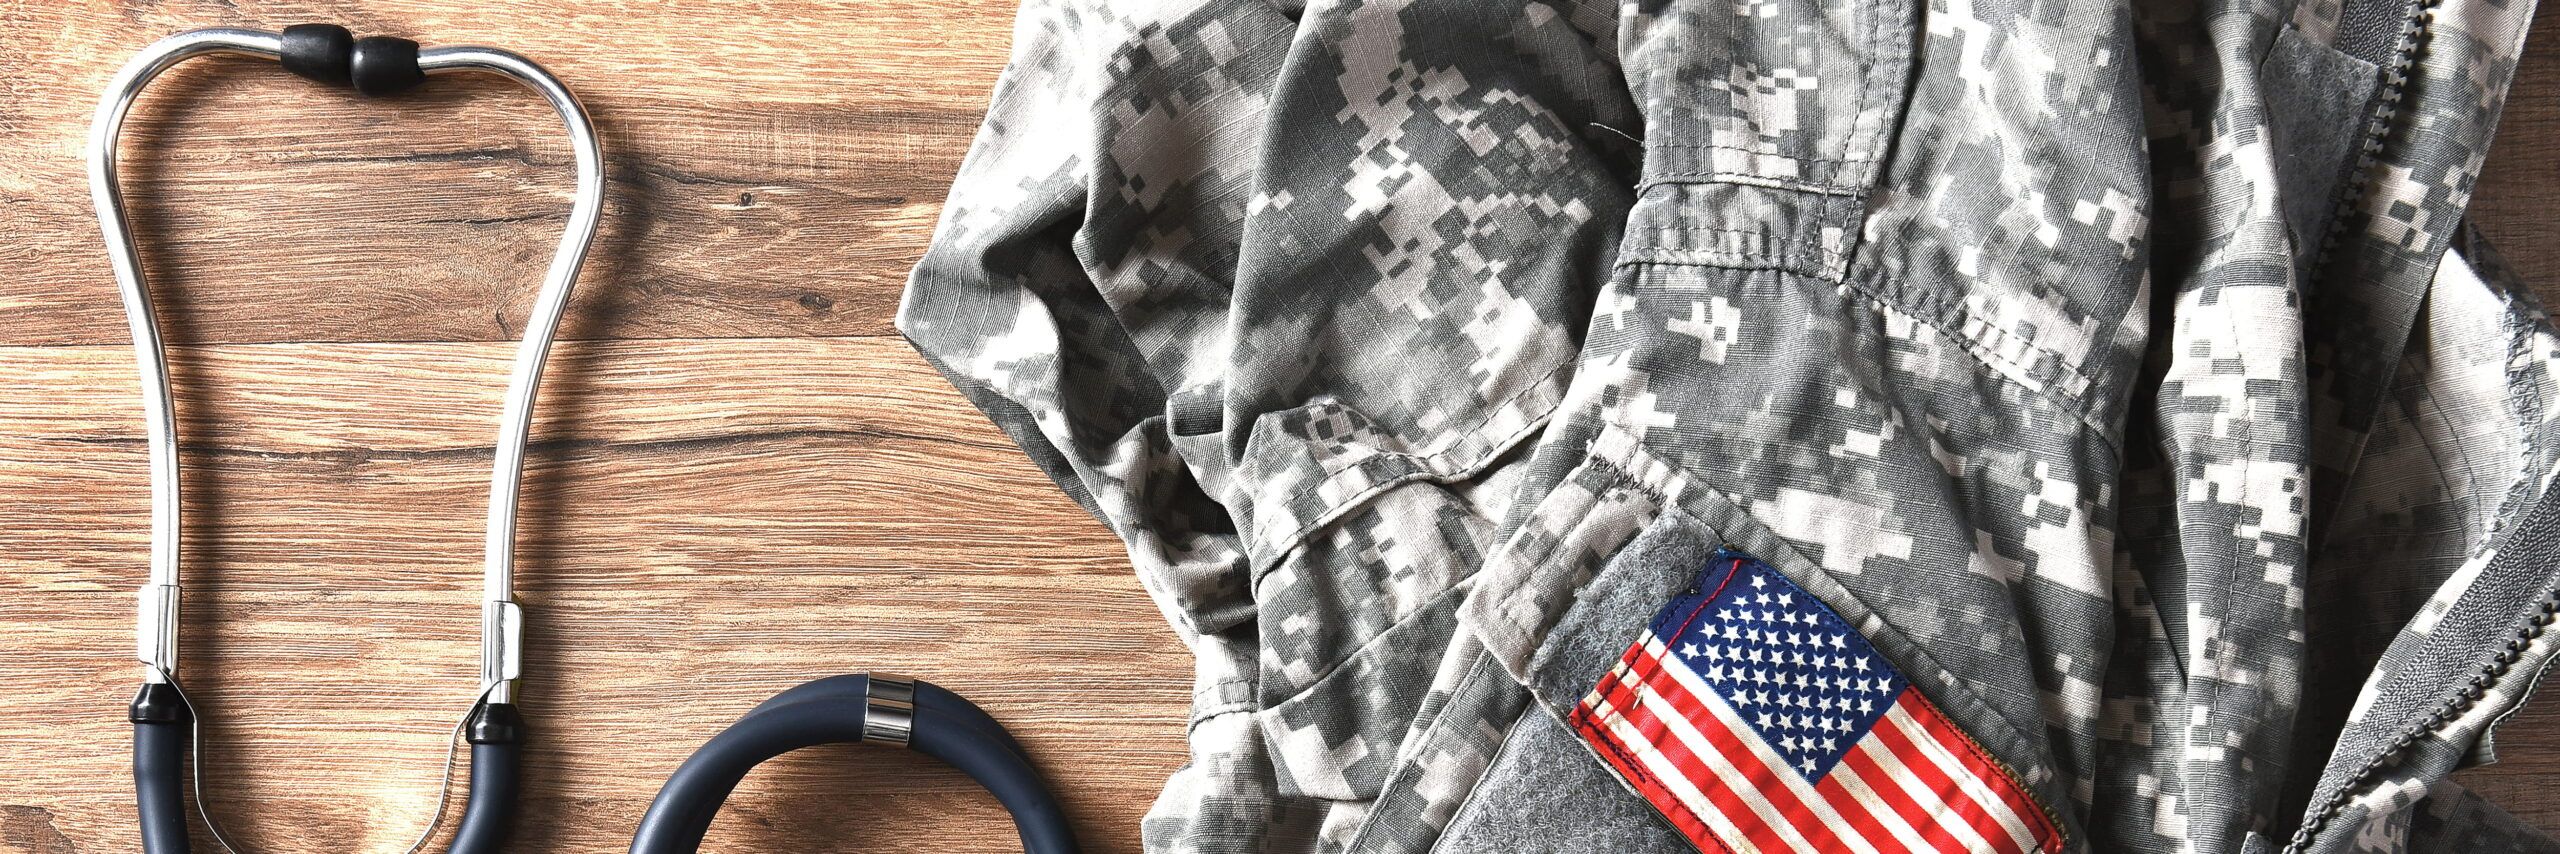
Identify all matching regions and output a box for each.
[278,24,353,85]
[279,23,424,95]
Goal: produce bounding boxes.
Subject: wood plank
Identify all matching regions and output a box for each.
[2456,699,2560,830]
[0,337,1180,852]
[2472,3,2560,306]
[0,0,1012,346]
[0,337,1010,451]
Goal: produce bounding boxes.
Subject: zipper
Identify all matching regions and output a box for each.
[2282,478,2560,854]
[2283,586,2560,851]
[2307,0,2440,277]
[2276,0,2552,846]
[2286,589,2560,850]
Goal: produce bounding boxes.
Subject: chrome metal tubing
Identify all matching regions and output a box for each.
[90,29,603,706]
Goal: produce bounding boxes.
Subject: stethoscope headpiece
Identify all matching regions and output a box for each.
[94,25,603,854]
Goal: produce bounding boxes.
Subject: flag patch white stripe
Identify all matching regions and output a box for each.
[1637,636,1885,854]
[1568,548,2063,854]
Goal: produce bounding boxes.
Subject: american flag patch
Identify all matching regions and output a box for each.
[1569,548,2063,854]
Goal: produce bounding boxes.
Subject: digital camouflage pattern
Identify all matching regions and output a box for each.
[897,0,2560,849]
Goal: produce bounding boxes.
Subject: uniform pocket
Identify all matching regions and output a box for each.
[1256,580,1467,801]
[1458,426,2074,853]
[1246,411,1555,804]
[1613,0,1922,283]
[1619,0,1919,193]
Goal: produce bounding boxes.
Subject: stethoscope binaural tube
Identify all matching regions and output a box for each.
[90,24,603,854]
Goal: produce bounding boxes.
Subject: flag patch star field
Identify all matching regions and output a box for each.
[1568,548,2063,854]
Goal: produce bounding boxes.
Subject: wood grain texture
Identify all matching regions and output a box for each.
[2,2,1179,851]
[0,1,2553,851]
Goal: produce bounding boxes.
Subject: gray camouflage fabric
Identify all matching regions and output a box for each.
[895,0,2560,849]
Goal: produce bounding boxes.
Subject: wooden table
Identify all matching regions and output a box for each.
[0,2,2551,851]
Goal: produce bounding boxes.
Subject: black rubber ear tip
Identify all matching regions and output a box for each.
[280,24,355,86]
[350,35,425,96]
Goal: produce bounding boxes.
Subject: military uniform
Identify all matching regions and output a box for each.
[896,0,2560,850]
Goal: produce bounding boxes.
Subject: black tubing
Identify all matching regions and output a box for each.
[278,24,424,96]
[628,687,852,852]
[349,35,425,96]
[628,675,1076,854]
[451,702,526,854]
[279,24,355,86]
[739,672,868,716]
[135,721,192,854]
[922,682,1038,763]
[132,681,192,854]
[741,675,1034,762]
[910,684,1076,854]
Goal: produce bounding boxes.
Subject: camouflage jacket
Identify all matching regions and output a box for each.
[897,0,2560,850]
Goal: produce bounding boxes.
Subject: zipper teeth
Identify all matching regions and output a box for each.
[2285,5,2459,845]
[2284,588,2560,851]
[2310,2,2440,276]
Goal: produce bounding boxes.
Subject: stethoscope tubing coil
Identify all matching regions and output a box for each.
[629,675,1078,854]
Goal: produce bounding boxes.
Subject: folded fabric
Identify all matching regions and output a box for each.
[898,0,2559,850]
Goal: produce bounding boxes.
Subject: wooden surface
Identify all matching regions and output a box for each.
[0,3,1184,851]
[0,2,2552,851]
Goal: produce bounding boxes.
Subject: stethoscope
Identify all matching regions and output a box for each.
[92,25,1075,854]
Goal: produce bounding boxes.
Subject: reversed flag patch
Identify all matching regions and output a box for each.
[1568,547,2063,854]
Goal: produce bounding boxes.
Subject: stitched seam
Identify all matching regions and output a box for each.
[1863,273,2094,402]
[1636,224,1829,267]
[1625,244,1806,264]
[1638,142,1869,174]
[1568,703,1740,854]
[1907,691,2069,850]
[1650,225,1809,236]
[1369,648,1515,854]
[1604,257,2117,457]
[1643,141,1843,157]
[1642,171,1867,197]
[1840,0,1894,187]
[1621,246,1846,278]
[1257,358,1575,568]
[1192,677,1252,700]
[1616,251,1826,276]
[1845,272,2122,458]
[1187,701,1256,732]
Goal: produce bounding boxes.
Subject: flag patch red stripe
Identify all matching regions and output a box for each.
[1567,548,2063,854]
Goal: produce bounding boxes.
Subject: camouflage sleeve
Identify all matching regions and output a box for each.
[903,0,1644,849]
[898,0,1286,663]
[898,4,1304,848]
